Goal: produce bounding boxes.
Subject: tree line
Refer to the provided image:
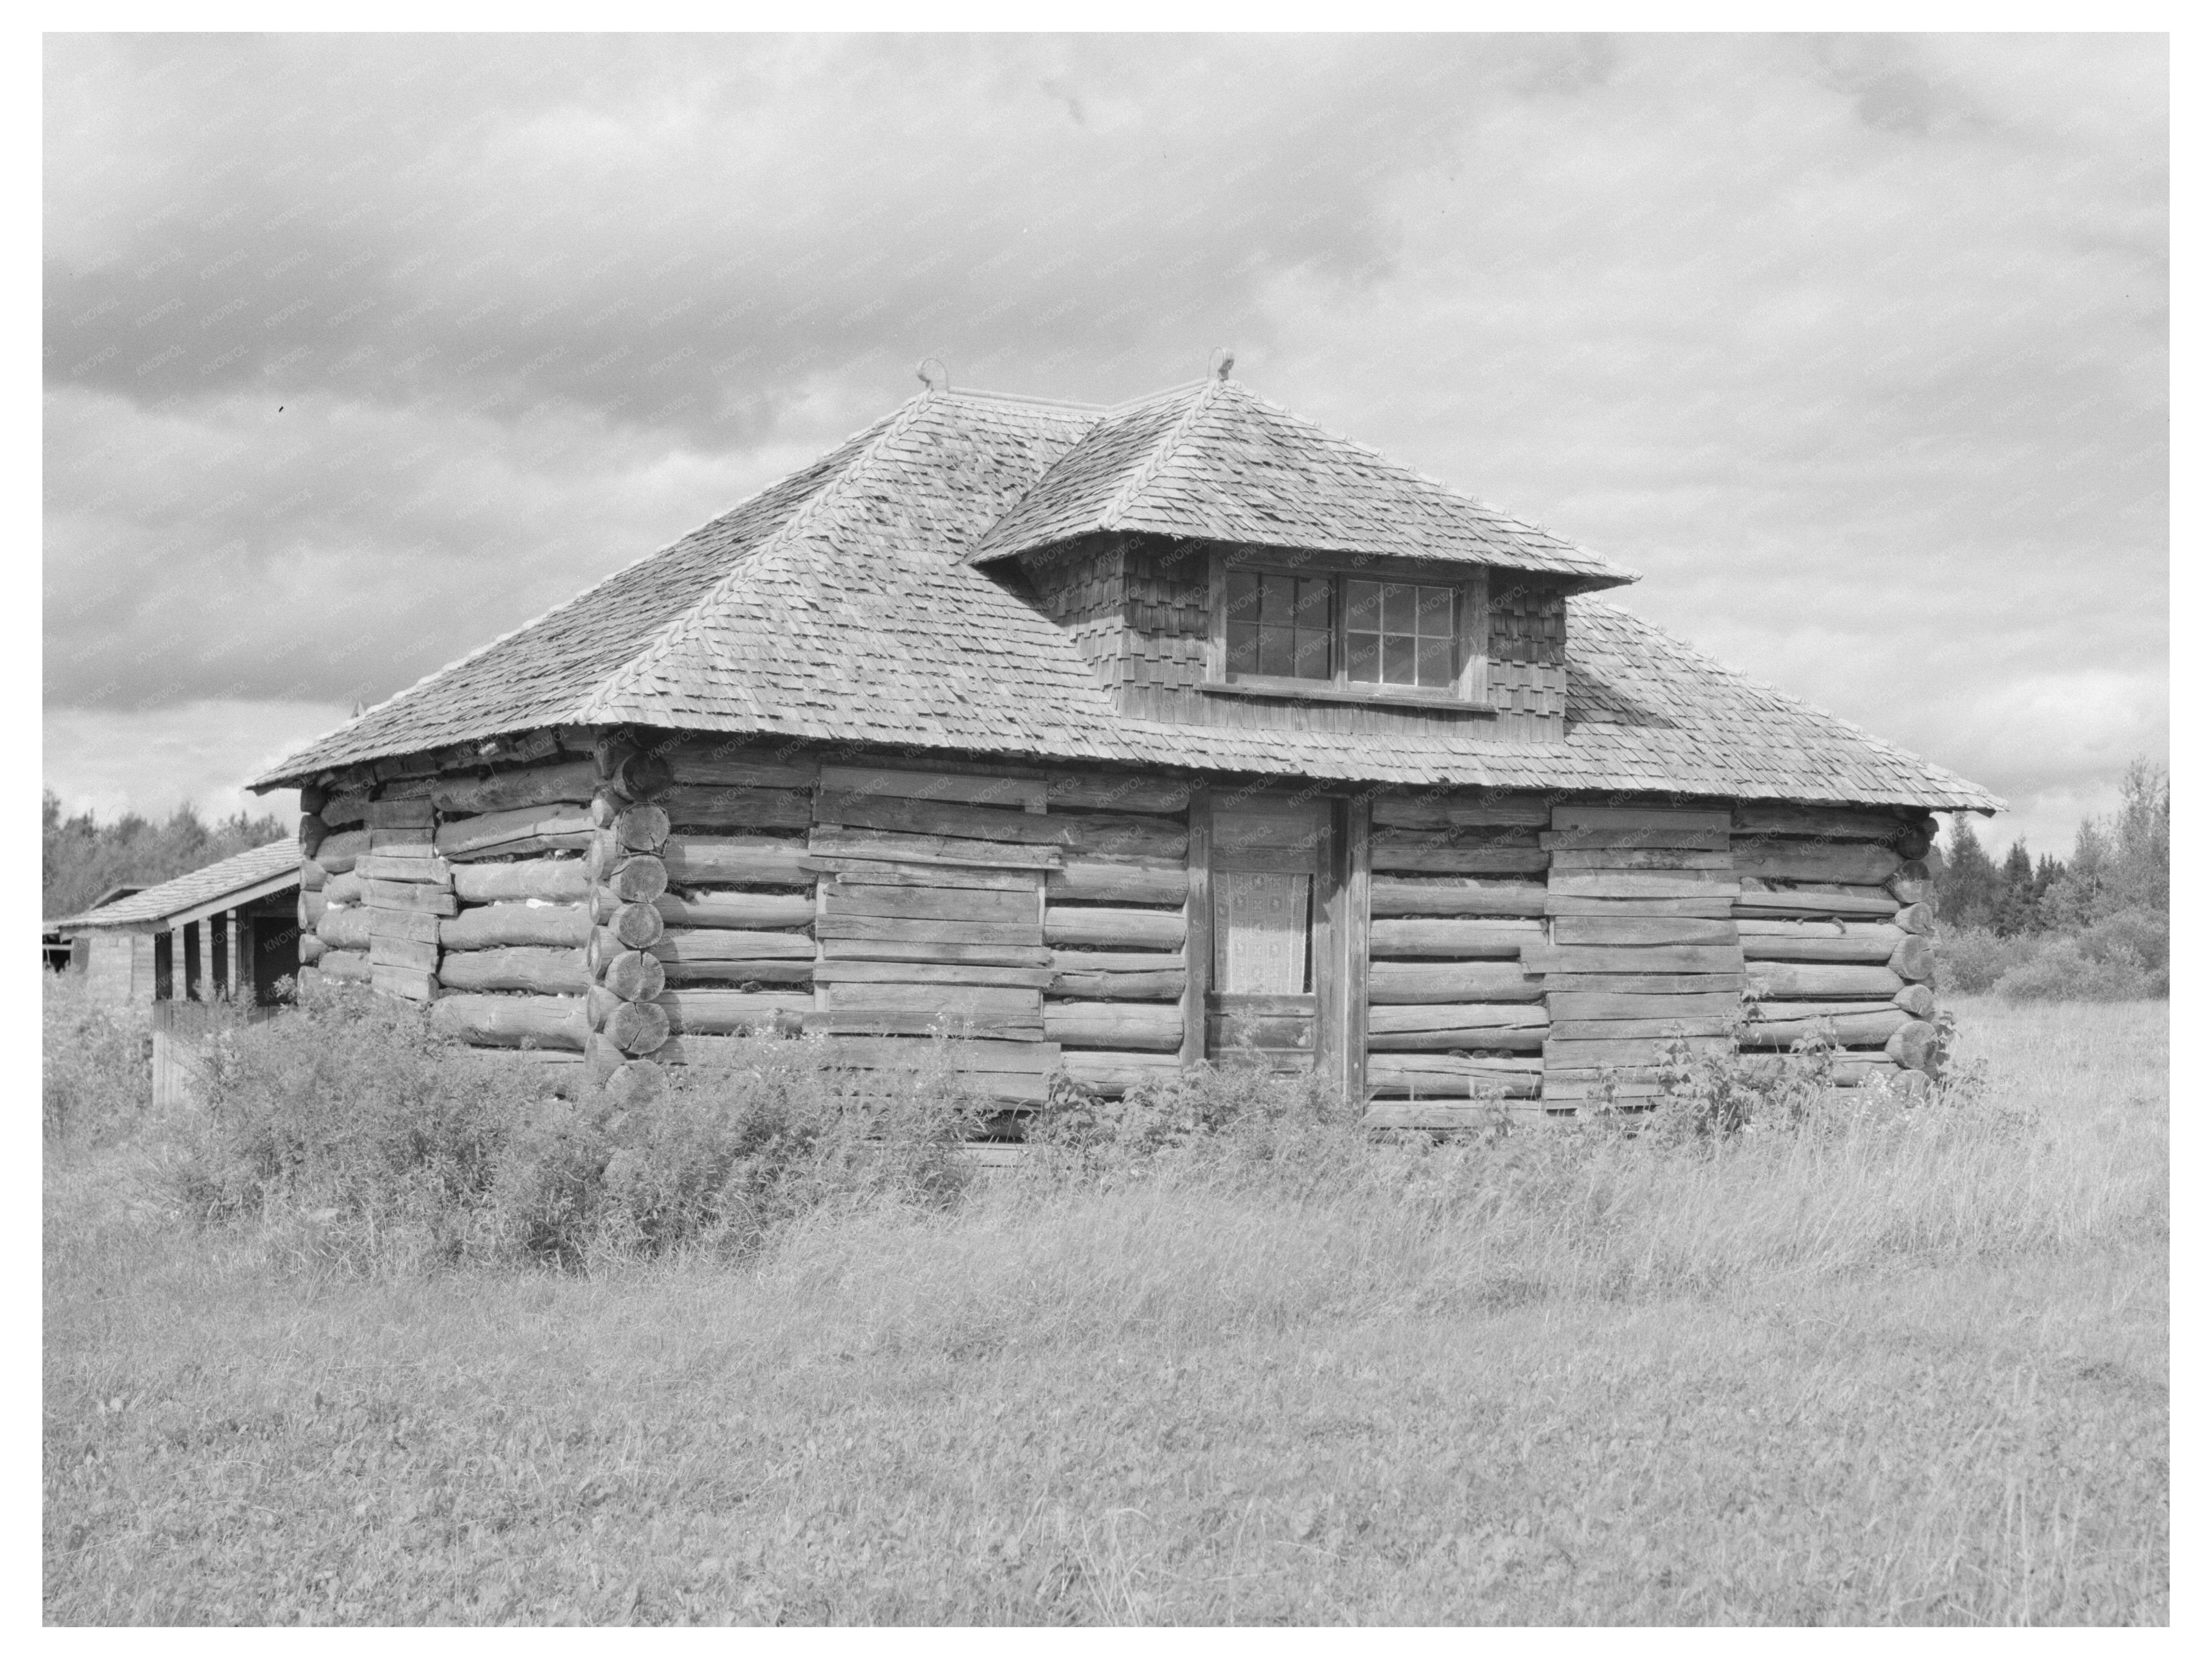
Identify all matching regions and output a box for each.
[1931,759,2168,935]
[42,791,290,923]
[1927,758,2168,998]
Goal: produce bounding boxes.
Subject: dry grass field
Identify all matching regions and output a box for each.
[44,997,2167,1624]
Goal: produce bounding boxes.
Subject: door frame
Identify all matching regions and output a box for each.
[1185,784,1365,1097]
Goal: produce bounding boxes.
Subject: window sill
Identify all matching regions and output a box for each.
[1202,678,1498,716]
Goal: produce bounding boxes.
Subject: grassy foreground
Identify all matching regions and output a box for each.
[45,999,2167,1624]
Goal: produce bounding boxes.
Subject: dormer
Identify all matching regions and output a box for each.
[970,371,1636,743]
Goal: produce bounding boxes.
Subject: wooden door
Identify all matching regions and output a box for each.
[1207,799,1332,1070]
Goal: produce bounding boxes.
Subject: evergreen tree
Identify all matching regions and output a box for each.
[1993,838,2038,936]
[1936,817,2003,932]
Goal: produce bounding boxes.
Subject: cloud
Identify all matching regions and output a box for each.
[42,34,2166,856]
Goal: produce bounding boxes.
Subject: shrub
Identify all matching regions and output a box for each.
[1029,1059,1359,1185]
[496,1032,987,1267]
[169,988,991,1272]
[172,982,533,1268]
[42,973,152,1144]
[1996,937,2157,1003]
[2076,907,2169,989]
[1936,925,2036,995]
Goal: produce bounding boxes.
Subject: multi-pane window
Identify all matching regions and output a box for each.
[1223,568,1461,693]
[1345,579,1455,689]
[1226,570,1334,680]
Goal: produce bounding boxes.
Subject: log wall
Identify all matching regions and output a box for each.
[1730,803,1942,1081]
[1359,790,1550,1120]
[300,729,1950,1122]
[1528,804,1744,1107]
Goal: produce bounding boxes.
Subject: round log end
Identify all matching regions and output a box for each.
[615,803,671,853]
[586,983,622,1031]
[607,853,669,905]
[604,949,668,1003]
[1892,982,1937,1019]
[584,827,624,883]
[1892,829,1934,861]
[606,1059,666,1108]
[300,813,329,858]
[300,934,326,965]
[608,900,666,951]
[1888,934,1937,981]
[1884,1019,1940,1073]
[614,751,673,803]
[1893,901,1936,936]
[605,997,671,1057]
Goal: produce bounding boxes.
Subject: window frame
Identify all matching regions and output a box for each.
[1204,552,1492,711]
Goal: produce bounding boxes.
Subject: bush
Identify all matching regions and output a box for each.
[1936,925,2036,995]
[42,973,151,1144]
[2076,907,2169,989]
[1029,1059,1360,1186]
[495,1032,986,1268]
[168,986,990,1272]
[173,984,533,1268]
[1996,937,2157,1003]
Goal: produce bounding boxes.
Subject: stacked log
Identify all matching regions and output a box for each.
[578,741,820,1090]
[1730,804,1942,1082]
[1036,775,1191,1098]
[358,797,448,1003]
[808,761,1068,1104]
[1362,792,1549,1119]
[383,752,603,1061]
[1531,804,1746,1108]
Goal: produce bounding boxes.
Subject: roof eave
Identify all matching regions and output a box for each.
[974,524,1641,592]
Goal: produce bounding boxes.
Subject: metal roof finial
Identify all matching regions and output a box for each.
[1209,347,1235,382]
[915,357,950,393]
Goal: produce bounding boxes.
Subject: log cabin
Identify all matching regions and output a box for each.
[248,362,1999,1122]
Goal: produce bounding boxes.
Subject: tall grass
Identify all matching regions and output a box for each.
[42,973,151,1145]
[45,997,2166,1623]
[158,984,990,1274]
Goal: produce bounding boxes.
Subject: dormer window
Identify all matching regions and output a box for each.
[1209,553,1491,710]
[1345,578,1456,689]
[1226,571,1333,680]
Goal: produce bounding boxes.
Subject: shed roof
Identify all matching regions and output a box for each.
[51,838,300,931]
[251,379,2000,812]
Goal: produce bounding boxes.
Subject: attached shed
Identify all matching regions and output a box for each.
[249,367,2000,1121]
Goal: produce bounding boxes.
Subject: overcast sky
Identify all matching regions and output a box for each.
[43,33,2166,855]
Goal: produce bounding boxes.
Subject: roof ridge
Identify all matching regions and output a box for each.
[939,386,1109,414]
[1225,381,1640,579]
[1098,378,1219,531]
[577,392,941,723]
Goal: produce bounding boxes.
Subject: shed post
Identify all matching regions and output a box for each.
[1343,792,1372,1104]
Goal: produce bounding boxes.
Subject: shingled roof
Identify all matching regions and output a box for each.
[252,378,1999,812]
[51,838,301,931]
[972,377,1636,586]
